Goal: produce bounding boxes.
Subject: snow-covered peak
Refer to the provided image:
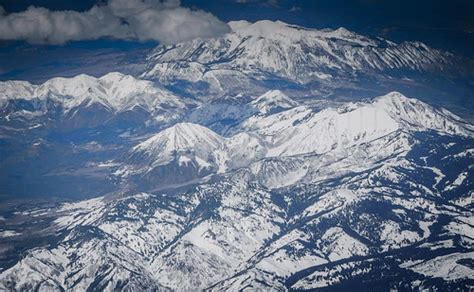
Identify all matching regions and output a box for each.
[373,92,473,136]
[143,20,449,88]
[98,72,185,111]
[228,20,365,43]
[117,91,473,192]
[252,103,399,157]
[333,27,352,36]
[0,80,35,102]
[35,74,109,109]
[250,90,298,114]
[127,123,268,175]
[135,123,224,152]
[243,91,472,157]
[229,20,299,40]
[131,123,225,166]
[37,74,100,97]
[98,72,128,83]
[0,72,185,112]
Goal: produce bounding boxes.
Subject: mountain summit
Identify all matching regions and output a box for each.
[0,19,472,292]
[141,20,451,98]
[1,88,472,290]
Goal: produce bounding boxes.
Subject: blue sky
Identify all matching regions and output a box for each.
[0,0,473,82]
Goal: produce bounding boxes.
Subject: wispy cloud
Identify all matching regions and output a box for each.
[0,0,230,45]
[289,6,301,12]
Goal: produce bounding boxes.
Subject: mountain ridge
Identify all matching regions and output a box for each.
[141,19,453,97]
[0,19,472,292]
[0,72,186,113]
[111,91,473,193]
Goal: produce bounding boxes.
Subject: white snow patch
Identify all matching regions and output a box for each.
[401,252,474,281]
[444,172,468,191]
[0,230,21,238]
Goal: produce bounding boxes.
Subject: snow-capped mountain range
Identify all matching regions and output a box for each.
[143,20,451,80]
[0,72,197,133]
[0,72,186,112]
[141,20,458,98]
[0,20,473,291]
[113,91,472,191]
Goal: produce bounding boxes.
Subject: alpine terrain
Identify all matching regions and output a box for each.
[0,20,473,291]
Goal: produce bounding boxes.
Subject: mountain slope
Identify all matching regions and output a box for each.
[374,91,473,135]
[1,126,472,290]
[243,91,472,157]
[250,89,298,114]
[114,91,472,191]
[0,72,190,132]
[141,20,453,98]
[1,72,185,112]
[131,122,225,166]
[0,19,472,292]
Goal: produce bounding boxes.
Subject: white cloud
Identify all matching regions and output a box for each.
[289,6,301,12]
[0,0,230,45]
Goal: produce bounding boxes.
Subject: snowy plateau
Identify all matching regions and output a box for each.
[0,20,473,291]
